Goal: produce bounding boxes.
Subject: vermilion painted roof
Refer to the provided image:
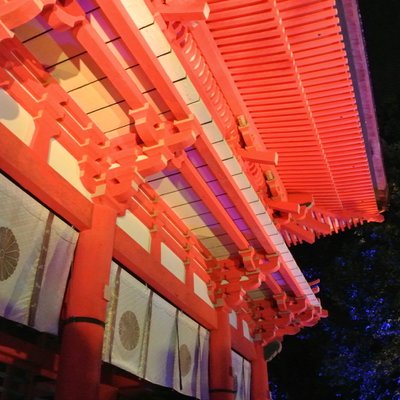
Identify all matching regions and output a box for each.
[206,0,387,224]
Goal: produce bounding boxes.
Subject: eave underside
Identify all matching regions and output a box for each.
[206,0,386,221]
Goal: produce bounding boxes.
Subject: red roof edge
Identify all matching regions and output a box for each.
[337,0,388,212]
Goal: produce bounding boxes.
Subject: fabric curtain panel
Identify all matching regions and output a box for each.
[198,326,210,400]
[146,292,177,387]
[173,311,210,399]
[103,262,210,399]
[231,351,251,400]
[0,174,78,334]
[103,262,152,378]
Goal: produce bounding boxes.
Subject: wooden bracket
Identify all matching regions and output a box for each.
[155,0,210,22]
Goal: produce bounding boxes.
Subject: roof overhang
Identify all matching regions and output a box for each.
[337,0,388,210]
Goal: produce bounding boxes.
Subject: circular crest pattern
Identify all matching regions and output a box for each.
[118,310,140,351]
[0,227,20,281]
[179,344,192,377]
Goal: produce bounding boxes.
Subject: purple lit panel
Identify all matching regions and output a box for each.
[216,194,234,209]
[207,180,225,196]
[241,229,257,241]
[234,218,250,232]
[186,148,207,168]
[167,173,191,191]
[225,206,241,221]
[272,272,286,287]
[197,165,215,182]
[79,0,98,13]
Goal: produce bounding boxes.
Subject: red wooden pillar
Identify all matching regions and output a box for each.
[56,204,117,400]
[209,308,235,400]
[251,344,270,400]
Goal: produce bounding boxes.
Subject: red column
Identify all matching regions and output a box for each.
[209,308,235,400]
[251,344,270,400]
[56,204,117,400]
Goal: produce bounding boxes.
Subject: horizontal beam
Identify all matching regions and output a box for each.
[0,125,92,231]
[230,325,256,362]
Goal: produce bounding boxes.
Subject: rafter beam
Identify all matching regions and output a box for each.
[176,155,250,251]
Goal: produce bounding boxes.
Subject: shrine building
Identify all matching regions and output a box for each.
[0,0,387,399]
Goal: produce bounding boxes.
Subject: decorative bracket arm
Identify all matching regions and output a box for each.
[42,2,84,31]
[154,0,210,22]
[237,148,279,166]
[0,0,55,35]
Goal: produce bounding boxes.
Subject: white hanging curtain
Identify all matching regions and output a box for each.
[173,311,201,397]
[198,327,210,400]
[173,313,210,399]
[146,292,176,387]
[103,262,210,399]
[231,351,252,400]
[242,358,251,400]
[33,214,78,333]
[103,263,152,378]
[0,174,78,334]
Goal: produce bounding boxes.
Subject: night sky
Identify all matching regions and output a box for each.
[358,0,400,102]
